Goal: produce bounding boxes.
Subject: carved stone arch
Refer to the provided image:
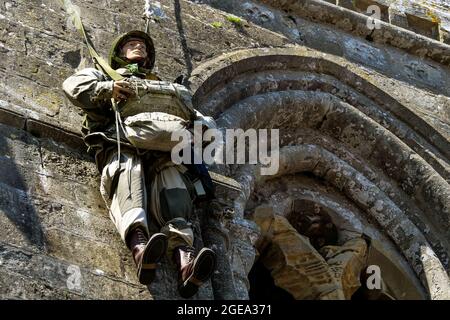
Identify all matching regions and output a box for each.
[190,48,450,299]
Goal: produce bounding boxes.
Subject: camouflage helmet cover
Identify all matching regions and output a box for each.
[109,30,156,70]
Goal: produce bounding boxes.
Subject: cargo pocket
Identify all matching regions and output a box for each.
[159,188,193,224]
[150,165,194,227]
[100,155,122,202]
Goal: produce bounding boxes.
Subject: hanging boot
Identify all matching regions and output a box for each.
[173,245,216,298]
[126,227,168,285]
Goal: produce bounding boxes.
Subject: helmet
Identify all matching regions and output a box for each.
[109,30,156,70]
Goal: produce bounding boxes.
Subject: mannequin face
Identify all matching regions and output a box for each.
[120,39,148,62]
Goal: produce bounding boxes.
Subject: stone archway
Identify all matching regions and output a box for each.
[190,48,450,299]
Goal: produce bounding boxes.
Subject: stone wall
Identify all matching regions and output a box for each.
[0,0,449,300]
[333,0,450,43]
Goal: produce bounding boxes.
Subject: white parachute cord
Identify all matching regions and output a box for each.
[144,0,152,34]
[114,103,121,164]
[112,98,127,163]
[144,0,152,19]
[143,0,166,29]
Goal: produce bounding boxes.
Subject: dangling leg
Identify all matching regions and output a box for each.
[150,164,216,298]
[101,151,167,284]
[160,217,216,298]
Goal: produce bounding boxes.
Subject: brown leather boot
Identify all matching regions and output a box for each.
[126,227,168,285]
[173,245,216,298]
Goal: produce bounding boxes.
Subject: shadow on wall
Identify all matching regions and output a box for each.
[0,130,46,251]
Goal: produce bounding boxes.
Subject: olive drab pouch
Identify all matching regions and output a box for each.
[123,112,191,152]
[118,79,196,151]
[150,163,195,227]
[119,80,195,120]
[185,145,215,202]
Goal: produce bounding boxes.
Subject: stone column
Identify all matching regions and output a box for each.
[200,199,238,300]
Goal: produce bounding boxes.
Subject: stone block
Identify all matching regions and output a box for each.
[45,228,123,278]
[26,120,83,151]
[343,39,387,70]
[337,0,355,11]
[368,132,412,189]
[406,14,440,41]
[38,140,98,188]
[32,197,119,246]
[302,26,344,57]
[0,182,46,252]
[0,130,42,171]
[441,26,450,45]
[0,269,82,299]
[0,105,26,130]
[319,101,381,158]
[389,7,410,29]
[0,243,154,299]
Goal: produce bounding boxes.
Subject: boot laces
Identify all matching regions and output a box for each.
[136,228,148,244]
[184,246,196,263]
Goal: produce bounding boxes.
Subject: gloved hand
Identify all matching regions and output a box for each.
[112,80,135,101]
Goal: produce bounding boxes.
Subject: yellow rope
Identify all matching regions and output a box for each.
[59,0,124,81]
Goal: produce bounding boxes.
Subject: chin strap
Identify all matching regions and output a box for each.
[112,54,154,76]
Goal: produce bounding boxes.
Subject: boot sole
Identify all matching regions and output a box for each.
[178,248,216,298]
[137,233,168,285]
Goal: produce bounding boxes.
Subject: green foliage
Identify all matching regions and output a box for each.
[211,21,223,28]
[226,15,243,26]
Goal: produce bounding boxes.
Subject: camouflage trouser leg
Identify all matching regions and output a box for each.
[100,151,149,242]
[150,162,196,258]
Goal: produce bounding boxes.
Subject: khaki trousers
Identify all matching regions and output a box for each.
[100,150,195,255]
